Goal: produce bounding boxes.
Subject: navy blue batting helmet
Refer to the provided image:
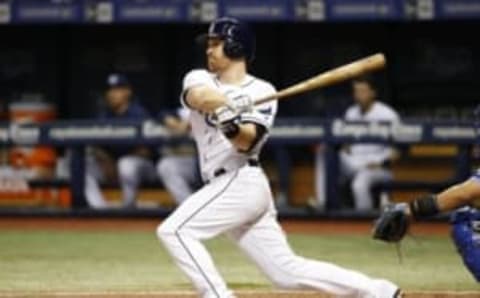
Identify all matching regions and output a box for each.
[198,17,255,63]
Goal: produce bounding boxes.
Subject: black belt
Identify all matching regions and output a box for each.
[209,159,259,182]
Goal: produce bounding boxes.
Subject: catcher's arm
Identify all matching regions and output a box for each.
[403,178,480,220]
[433,179,480,212]
[373,178,480,243]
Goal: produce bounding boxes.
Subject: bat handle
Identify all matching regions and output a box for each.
[254,95,276,106]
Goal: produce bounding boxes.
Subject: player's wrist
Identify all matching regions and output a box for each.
[214,106,241,139]
[220,118,241,139]
[409,194,439,220]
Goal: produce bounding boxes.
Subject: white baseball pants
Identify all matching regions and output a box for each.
[157,165,398,298]
[156,155,198,204]
[316,149,392,210]
[84,154,109,209]
[119,155,198,207]
[118,155,157,207]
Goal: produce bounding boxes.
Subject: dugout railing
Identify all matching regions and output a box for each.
[0,118,476,218]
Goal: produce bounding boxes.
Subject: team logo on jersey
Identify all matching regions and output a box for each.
[259,107,272,115]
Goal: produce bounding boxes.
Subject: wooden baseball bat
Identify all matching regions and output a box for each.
[254,53,386,105]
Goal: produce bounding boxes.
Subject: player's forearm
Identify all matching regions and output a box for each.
[93,147,113,162]
[371,148,399,167]
[132,146,151,158]
[389,148,401,163]
[436,179,480,212]
[165,116,190,135]
[406,179,480,220]
[186,86,227,113]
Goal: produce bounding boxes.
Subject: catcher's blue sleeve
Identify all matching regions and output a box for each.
[451,208,480,281]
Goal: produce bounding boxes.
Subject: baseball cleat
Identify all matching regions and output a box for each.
[372,279,401,298]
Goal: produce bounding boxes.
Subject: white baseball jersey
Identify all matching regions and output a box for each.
[345,101,399,166]
[181,69,277,182]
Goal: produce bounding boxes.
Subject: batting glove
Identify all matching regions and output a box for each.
[225,90,254,114]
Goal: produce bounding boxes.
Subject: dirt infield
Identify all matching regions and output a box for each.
[0,217,449,236]
[1,291,478,298]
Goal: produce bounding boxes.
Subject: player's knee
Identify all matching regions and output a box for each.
[156,222,175,243]
[352,175,368,195]
[118,157,137,179]
[157,158,176,178]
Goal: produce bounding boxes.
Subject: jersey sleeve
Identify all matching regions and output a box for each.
[388,108,400,122]
[344,106,356,120]
[239,83,278,130]
[471,169,480,183]
[380,103,400,122]
[180,69,214,109]
[176,107,190,121]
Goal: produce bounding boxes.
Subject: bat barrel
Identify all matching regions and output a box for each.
[254,53,386,106]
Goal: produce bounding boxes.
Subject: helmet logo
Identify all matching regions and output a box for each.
[227,26,234,37]
[208,22,215,35]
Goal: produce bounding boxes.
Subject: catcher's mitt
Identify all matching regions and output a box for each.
[373,203,410,242]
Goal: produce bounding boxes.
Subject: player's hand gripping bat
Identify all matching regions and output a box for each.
[254,53,386,105]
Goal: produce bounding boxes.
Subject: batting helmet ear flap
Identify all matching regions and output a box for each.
[223,35,245,60]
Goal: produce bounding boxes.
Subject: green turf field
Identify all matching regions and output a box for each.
[0,230,477,293]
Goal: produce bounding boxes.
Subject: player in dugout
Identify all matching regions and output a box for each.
[108,105,200,207]
[119,106,201,207]
[314,75,400,211]
[85,73,155,208]
[156,107,201,205]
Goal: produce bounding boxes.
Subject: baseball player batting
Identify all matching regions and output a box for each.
[156,17,401,298]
